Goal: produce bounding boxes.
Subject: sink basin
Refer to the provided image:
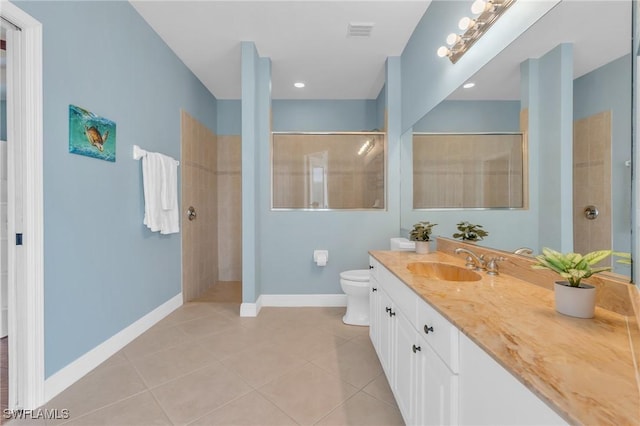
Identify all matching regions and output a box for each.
[407,262,482,282]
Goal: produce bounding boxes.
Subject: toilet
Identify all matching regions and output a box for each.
[340,269,371,326]
[340,238,414,326]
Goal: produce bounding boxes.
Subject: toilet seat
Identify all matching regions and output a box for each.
[340,269,370,282]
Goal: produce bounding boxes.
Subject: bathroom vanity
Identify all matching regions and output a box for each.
[368,248,639,425]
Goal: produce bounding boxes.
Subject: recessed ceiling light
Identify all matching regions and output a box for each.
[294,82,305,88]
[463,82,475,89]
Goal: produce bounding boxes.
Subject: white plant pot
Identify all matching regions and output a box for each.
[415,241,430,254]
[554,281,597,319]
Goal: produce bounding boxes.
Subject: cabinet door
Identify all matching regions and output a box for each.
[417,340,458,426]
[394,310,418,425]
[378,289,395,378]
[369,276,380,352]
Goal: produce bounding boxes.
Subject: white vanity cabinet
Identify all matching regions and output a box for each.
[369,258,458,425]
[369,258,568,426]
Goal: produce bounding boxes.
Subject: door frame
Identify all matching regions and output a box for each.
[2,1,45,410]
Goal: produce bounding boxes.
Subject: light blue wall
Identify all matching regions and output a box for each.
[376,85,386,131]
[401,100,538,251]
[272,100,378,131]
[17,1,217,377]
[413,100,521,132]
[0,101,6,140]
[252,60,402,297]
[536,44,574,252]
[217,100,241,136]
[400,0,559,133]
[574,54,632,273]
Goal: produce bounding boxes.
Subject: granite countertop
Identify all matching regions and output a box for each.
[369,250,640,426]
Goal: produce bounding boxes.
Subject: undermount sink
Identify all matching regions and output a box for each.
[407,262,482,282]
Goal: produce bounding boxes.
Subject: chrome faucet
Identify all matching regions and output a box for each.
[454,247,486,271]
[513,247,534,256]
[486,256,507,276]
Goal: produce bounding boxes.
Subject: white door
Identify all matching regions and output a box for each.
[0,139,7,338]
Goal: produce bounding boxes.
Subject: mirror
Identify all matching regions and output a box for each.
[401,1,632,277]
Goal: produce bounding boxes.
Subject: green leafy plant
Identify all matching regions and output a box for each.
[409,221,438,242]
[532,248,614,287]
[452,221,488,242]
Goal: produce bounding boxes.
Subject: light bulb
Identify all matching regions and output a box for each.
[294,82,305,88]
[446,33,460,45]
[458,16,474,31]
[471,0,488,15]
[437,46,450,58]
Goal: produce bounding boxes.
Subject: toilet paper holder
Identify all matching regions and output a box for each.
[313,250,329,266]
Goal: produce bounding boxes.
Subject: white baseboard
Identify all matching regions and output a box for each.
[240,295,263,317]
[44,293,183,402]
[260,294,347,307]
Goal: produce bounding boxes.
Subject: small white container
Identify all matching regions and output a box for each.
[554,281,597,319]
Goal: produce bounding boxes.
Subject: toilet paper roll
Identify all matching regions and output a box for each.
[316,255,327,266]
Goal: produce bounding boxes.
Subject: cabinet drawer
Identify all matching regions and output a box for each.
[417,299,459,373]
[378,263,417,325]
[369,256,379,281]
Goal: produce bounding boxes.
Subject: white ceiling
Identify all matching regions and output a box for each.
[448,0,632,100]
[130,0,431,100]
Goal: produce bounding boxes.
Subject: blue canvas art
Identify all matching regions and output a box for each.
[69,105,116,162]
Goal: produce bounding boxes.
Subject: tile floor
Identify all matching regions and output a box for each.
[7,283,403,425]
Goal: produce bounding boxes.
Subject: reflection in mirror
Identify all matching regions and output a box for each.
[402,1,632,278]
[413,133,525,209]
[271,132,385,210]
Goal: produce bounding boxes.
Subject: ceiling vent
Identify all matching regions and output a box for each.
[347,22,374,37]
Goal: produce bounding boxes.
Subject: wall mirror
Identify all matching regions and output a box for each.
[401,1,632,277]
[413,133,525,209]
[271,132,386,210]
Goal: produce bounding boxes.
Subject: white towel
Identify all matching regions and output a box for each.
[142,152,179,235]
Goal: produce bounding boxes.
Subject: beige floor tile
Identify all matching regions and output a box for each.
[153,303,220,329]
[96,351,130,371]
[123,325,193,360]
[361,373,398,408]
[151,363,252,425]
[175,311,237,338]
[188,391,297,426]
[267,327,349,361]
[311,341,383,389]
[319,321,370,341]
[258,363,358,426]
[315,391,404,426]
[220,345,307,388]
[130,343,218,388]
[60,391,171,426]
[44,363,146,421]
[197,325,275,360]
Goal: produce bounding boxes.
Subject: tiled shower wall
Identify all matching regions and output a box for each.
[217,135,242,282]
[181,111,218,301]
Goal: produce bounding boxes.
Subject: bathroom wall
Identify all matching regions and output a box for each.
[16,1,218,377]
[574,54,631,270]
[272,100,378,131]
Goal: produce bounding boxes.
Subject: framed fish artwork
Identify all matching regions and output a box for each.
[68,105,116,162]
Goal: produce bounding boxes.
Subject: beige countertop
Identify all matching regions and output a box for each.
[369,249,640,426]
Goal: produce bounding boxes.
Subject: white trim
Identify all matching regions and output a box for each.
[240,295,263,317]
[44,294,182,402]
[260,294,347,307]
[2,1,44,411]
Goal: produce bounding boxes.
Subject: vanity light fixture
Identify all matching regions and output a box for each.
[437,0,516,64]
[294,82,305,88]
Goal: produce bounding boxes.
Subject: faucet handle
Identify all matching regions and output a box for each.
[486,256,507,276]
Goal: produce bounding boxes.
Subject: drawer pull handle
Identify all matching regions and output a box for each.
[369,265,375,269]
[412,344,421,353]
[389,310,396,317]
[424,324,434,334]
[372,287,378,292]
[385,307,391,313]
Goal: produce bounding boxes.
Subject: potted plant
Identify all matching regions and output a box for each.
[409,221,438,254]
[452,221,488,242]
[532,248,614,318]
